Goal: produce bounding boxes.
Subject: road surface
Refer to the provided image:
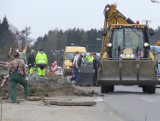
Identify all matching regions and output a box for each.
[103,85,160,121]
[1,85,160,121]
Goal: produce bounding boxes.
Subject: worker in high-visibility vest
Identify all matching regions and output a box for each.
[35,48,48,77]
[86,52,94,63]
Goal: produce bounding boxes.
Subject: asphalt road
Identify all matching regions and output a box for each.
[1,85,160,121]
[76,85,160,121]
[97,85,160,121]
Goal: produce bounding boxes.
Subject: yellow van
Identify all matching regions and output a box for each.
[63,46,86,76]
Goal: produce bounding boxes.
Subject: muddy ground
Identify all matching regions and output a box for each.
[0,72,93,100]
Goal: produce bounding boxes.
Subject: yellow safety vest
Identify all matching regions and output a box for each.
[35,52,48,64]
[87,56,94,62]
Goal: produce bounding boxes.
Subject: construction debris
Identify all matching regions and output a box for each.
[27,96,42,101]
[43,97,97,106]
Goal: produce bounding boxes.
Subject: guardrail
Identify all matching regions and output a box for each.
[0,61,9,76]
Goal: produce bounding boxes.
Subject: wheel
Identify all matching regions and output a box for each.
[142,86,147,93]
[101,85,106,93]
[109,85,114,92]
[105,85,114,93]
[101,85,114,93]
[146,85,156,94]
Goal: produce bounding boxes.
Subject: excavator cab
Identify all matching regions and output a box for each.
[107,24,147,59]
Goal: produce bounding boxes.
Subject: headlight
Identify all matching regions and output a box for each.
[66,66,70,69]
[144,42,149,47]
[107,43,112,47]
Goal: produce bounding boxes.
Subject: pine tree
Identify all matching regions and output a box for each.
[1,16,9,33]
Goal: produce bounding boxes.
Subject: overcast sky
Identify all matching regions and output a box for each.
[0,0,160,39]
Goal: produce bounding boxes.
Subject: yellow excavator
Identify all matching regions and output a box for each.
[97,4,159,93]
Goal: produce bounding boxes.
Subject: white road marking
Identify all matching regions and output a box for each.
[141,97,155,103]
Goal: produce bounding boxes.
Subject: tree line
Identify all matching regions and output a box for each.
[0,16,16,61]
[32,28,103,64]
[0,17,32,61]
[1,16,160,64]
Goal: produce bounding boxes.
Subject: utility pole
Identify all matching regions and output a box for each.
[142,20,152,36]
[142,20,152,28]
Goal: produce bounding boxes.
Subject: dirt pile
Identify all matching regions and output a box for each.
[46,71,63,82]
[29,79,90,97]
[0,73,92,99]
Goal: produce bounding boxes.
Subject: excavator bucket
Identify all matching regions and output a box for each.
[97,59,158,85]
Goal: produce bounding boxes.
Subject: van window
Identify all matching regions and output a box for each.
[66,52,74,60]
[66,52,84,60]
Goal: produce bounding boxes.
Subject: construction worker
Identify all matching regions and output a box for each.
[70,53,83,84]
[8,51,29,103]
[72,51,80,86]
[18,49,27,64]
[35,48,48,77]
[93,52,98,86]
[27,49,36,78]
[78,54,83,67]
[82,53,87,65]
[86,52,94,64]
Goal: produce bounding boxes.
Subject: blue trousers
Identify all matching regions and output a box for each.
[73,66,79,85]
[93,69,97,86]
